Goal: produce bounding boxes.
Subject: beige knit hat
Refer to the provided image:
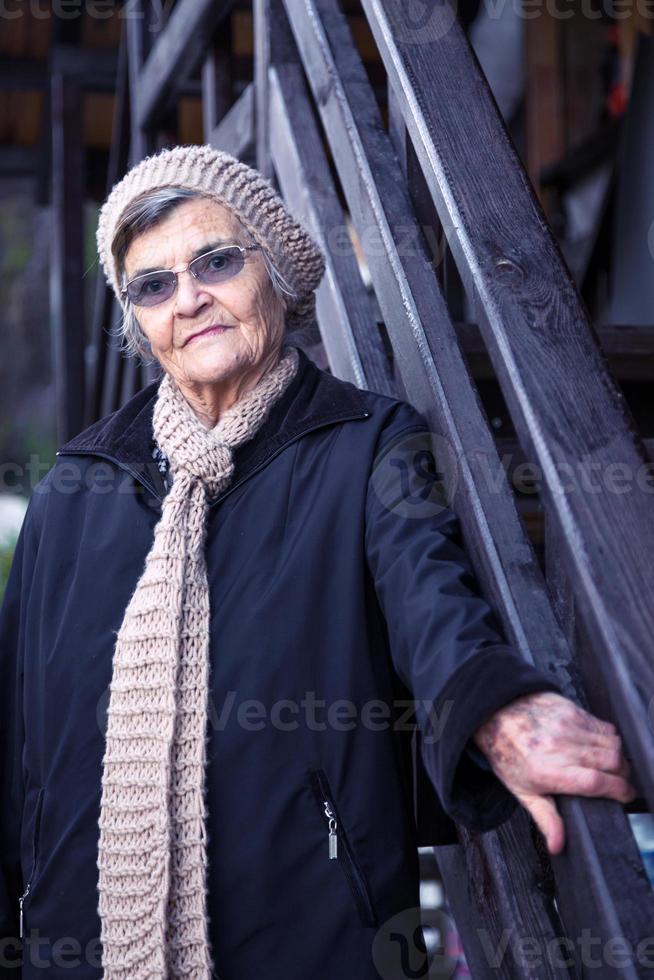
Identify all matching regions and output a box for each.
[95,143,326,334]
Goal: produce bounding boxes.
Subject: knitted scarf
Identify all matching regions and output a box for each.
[97,344,300,978]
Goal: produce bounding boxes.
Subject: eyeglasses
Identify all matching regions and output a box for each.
[121,243,261,308]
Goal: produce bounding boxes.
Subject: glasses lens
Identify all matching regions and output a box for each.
[127,272,177,307]
[193,246,245,284]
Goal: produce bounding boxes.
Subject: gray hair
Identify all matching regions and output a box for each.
[110,186,298,363]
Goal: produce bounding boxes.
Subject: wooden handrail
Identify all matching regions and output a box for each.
[135,0,236,130]
[269,62,394,394]
[277,0,654,971]
[358,0,654,817]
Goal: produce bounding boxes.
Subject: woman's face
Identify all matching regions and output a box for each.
[122,197,287,392]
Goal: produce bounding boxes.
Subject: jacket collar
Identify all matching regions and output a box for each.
[56,346,370,501]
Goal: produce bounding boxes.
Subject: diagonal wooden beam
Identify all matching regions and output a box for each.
[207,81,254,160]
[136,0,236,131]
[269,62,393,394]
[357,0,654,812]
[280,0,654,970]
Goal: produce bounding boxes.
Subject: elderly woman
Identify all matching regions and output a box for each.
[0,145,634,979]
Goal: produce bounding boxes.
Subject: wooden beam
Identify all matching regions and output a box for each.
[136,0,236,131]
[455,322,654,380]
[50,71,86,443]
[388,60,580,980]
[125,0,151,163]
[253,0,299,173]
[202,32,233,139]
[0,52,117,92]
[87,27,131,426]
[50,45,118,90]
[280,0,654,969]
[357,0,654,813]
[207,81,254,160]
[269,62,393,394]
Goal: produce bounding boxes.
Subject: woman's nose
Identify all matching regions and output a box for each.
[173,269,212,315]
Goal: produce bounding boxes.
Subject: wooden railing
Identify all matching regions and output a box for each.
[76,1,654,975]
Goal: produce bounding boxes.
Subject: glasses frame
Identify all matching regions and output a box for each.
[120,243,262,307]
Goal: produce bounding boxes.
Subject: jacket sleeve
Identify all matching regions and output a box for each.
[0,497,39,970]
[364,402,564,833]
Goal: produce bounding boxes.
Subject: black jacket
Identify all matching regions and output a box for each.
[0,346,562,978]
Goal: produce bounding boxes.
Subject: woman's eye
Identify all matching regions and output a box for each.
[209,255,228,270]
[143,279,165,294]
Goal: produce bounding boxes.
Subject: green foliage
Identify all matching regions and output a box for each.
[0,535,17,604]
[21,424,57,480]
[0,206,31,275]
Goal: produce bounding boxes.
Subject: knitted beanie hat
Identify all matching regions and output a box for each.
[95,143,326,334]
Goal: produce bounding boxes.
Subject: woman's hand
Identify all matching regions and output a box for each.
[471,691,637,854]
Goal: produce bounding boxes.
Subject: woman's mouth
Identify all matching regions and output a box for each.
[185,324,234,345]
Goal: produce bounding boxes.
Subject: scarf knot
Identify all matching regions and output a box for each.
[97,345,299,978]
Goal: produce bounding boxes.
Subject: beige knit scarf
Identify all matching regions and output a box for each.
[97,344,299,978]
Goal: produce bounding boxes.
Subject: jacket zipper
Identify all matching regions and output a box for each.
[310,768,377,927]
[19,787,45,940]
[55,411,370,508]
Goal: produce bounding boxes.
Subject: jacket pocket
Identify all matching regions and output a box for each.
[19,786,45,939]
[308,768,377,927]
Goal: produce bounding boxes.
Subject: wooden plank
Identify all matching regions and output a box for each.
[390,67,579,980]
[281,1,654,972]
[496,437,654,481]
[357,0,654,815]
[50,44,118,89]
[388,84,465,322]
[202,32,233,139]
[280,0,571,671]
[125,0,151,164]
[50,70,86,443]
[269,62,393,394]
[136,0,236,131]
[455,321,654,381]
[253,0,272,179]
[254,0,300,177]
[86,26,131,426]
[435,844,514,980]
[207,81,254,160]
[544,516,654,980]
[455,810,574,980]
[0,51,117,93]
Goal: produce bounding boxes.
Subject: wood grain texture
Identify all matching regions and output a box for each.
[359,0,654,815]
[282,0,654,973]
[136,0,236,130]
[269,61,393,393]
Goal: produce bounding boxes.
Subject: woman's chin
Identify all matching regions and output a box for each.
[179,337,246,382]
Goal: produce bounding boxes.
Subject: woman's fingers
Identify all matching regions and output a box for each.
[534,764,637,803]
[514,763,637,856]
[555,741,632,778]
[518,793,566,855]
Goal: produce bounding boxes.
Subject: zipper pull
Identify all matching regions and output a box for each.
[19,882,30,940]
[323,800,338,860]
